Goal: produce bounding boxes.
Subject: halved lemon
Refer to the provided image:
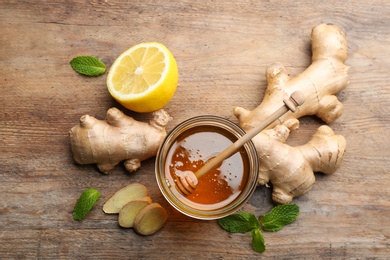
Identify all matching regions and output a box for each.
[107,42,178,113]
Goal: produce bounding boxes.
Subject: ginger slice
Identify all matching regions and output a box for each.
[134,203,168,235]
[118,197,152,228]
[103,183,149,214]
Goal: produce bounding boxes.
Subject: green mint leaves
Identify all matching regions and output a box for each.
[218,212,265,253]
[217,204,300,253]
[261,203,299,231]
[73,188,101,221]
[251,229,265,253]
[70,56,106,76]
[217,212,260,233]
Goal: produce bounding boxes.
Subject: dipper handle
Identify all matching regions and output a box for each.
[176,91,305,196]
[194,91,305,179]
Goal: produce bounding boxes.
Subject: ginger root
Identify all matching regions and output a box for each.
[118,197,152,228]
[233,23,349,203]
[104,183,167,235]
[253,123,346,204]
[133,203,168,236]
[103,183,149,214]
[69,107,172,174]
[234,23,349,130]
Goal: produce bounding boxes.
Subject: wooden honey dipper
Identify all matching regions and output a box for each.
[175,91,305,196]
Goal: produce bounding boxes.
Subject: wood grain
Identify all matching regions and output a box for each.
[1,0,390,258]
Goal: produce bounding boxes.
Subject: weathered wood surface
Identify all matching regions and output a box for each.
[1,1,389,259]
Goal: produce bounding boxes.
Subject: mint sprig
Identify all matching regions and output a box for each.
[217,212,260,233]
[73,188,101,221]
[251,228,266,253]
[261,204,299,231]
[217,204,300,254]
[70,56,106,76]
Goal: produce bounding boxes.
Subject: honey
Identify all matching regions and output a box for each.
[155,115,259,220]
[166,125,249,205]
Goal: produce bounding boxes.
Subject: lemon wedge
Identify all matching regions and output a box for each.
[107,42,178,113]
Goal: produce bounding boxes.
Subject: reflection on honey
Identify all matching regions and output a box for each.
[166,125,249,205]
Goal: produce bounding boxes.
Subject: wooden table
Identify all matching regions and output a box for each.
[1,1,389,259]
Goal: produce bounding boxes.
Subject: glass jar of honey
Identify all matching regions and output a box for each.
[155,116,259,220]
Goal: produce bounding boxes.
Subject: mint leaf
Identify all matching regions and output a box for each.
[70,56,106,76]
[251,229,266,253]
[217,212,260,233]
[73,188,101,221]
[260,204,299,232]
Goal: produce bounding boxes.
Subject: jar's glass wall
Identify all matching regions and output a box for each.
[155,116,259,220]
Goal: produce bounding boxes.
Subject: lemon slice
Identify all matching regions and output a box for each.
[107,42,178,113]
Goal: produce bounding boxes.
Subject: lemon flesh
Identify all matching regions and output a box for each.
[107,42,178,113]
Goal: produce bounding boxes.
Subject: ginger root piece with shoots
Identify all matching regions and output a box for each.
[234,23,349,131]
[253,123,346,204]
[233,23,349,203]
[69,107,172,174]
